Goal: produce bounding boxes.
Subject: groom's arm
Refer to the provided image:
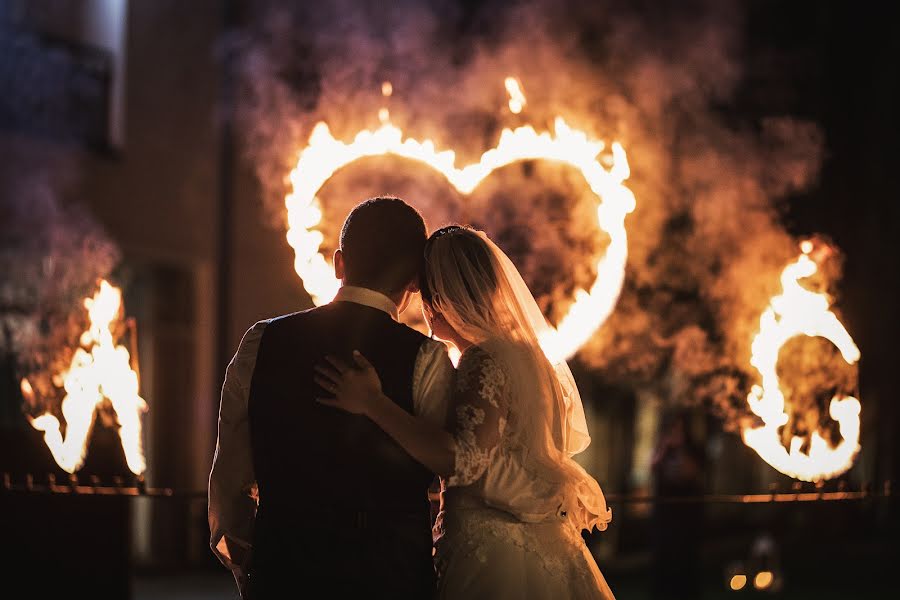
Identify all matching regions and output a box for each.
[208,321,266,582]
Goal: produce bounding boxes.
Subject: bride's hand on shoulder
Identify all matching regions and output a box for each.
[315,351,384,416]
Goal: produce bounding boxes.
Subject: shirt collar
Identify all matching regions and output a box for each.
[333,285,400,321]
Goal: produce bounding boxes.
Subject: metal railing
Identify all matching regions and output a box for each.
[3,471,892,505]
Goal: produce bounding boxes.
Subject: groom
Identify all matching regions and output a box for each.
[209,196,454,598]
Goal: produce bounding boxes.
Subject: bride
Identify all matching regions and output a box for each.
[315,225,615,599]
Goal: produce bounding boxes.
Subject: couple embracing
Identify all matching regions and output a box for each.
[209,196,615,599]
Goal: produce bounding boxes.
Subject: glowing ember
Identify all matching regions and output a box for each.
[504,76,526,114]
[28,280,148,475]
[285,78,636,362]
[742,242,861,482]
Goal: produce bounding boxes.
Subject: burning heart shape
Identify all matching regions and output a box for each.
[284,116,636,362]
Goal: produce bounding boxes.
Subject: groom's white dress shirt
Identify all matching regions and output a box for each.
[208,286,454,570]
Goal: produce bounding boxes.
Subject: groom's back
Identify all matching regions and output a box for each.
[248,301,432,507]
[246,301,435,597]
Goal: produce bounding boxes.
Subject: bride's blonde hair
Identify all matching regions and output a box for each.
[421,225,609,532]
[421,225,531,345]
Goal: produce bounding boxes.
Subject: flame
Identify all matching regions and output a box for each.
[285,80,635,362]
[504,76,526,114]
[20,377,34,401]
[381,81,393,97]
[742,242,861,482]
[28,280,148,475]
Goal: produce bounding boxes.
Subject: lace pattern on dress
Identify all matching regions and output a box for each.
[434,504,599,591]
[447,347,508,487]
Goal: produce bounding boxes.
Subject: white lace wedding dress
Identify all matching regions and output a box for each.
[433,343,616,599]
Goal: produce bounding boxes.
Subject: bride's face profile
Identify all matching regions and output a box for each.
[421,298,457,344]
[421,226,500,352]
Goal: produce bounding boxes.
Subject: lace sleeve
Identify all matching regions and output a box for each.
[447,347,509,487]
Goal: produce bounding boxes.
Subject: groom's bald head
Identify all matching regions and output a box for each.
[337,196,427,294]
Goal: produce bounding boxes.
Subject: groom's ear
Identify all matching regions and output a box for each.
[333,249,345,280]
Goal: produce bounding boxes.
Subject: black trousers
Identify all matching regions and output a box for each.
[249,508,436,599]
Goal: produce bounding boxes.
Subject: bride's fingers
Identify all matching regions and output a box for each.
[314,364,342,384]
[315,397,340,409]
[314,375,338,394]
[324,355,351,374]
[351,350,374,371]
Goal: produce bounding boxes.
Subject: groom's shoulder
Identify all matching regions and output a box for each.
[266,307,317,324]
[239,307,321,339]
[258,306,324,332]
[250,306,432,348]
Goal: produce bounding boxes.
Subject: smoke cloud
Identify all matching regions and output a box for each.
[0,136,119,417]
[232,0,847,437]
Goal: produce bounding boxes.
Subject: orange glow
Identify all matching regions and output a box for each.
[28,280,148,475]
[285,79,636,363]
[729,574,747,591]
[20,377,34,401]
[381,81,393,97]
[753,571,774,590]
[504,76,526,114]
[742,242,861,481]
